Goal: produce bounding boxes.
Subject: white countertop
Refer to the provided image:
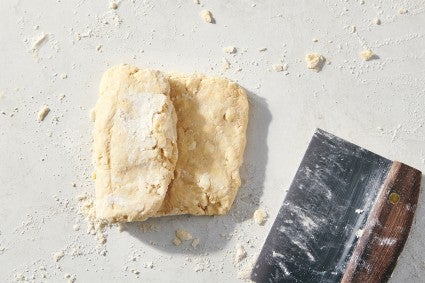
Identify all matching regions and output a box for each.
[1,0,424,282]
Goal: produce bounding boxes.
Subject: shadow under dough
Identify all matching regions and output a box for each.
[125,89,272,254]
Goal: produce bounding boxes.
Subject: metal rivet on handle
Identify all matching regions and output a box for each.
[389,192,400,204]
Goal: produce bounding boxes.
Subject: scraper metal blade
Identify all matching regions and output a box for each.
[251,129,421,283]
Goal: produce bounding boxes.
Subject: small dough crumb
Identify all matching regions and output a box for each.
[237,261,255,280]
[253,208,268,225]
[60,73,67,79]
[53,250,65,262]
[191,238,200,248]
[373,17,381,25]
[223,46,236,54]
[398,8,408,14]
[194,0,200,4]
[235,243,247,263]
[305,53,326,72]
[37,106,50,122]
[110,2,118,10]
[222,58,230,70]
[360,49,375,61]
[351,26,356,33]
[200,10,214,23]
[176,228,193,241]
[312,38,318,42]
[173,237,182,246]
[272,64,288,72]
[258,47,267,52]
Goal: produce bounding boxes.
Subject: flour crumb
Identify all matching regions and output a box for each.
[60,73,68,79]
[96,45,103,52]
[235,243,247,263]
[194,0,200,4]
[398,8,408,14]
[312,38,318,42]
[305,53,325,72]
[351,26,356,33]
[31,33,48,51]
[37,106,50,122]
[373,17,381,25]
[360,49,375,61]
[200,10,214,23]
[272,64,288,72]
[73,224,80,231]
[258,47,267,52]
[53,250,65,262]
[223,46,237,54]
[237,260,255,280]
[192,238,200,248]
[176,228,193,241]
[253,208,268,225]
[173,237,182,246]
[110,2,118,10]
[222,58,231,70]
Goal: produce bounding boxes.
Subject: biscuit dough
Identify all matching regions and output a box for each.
[156,74,249,216]
[92,65,178,222]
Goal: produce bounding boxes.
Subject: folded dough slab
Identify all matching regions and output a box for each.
[92,65,178,222]
[156,74,249,216]
[92,65,248,222]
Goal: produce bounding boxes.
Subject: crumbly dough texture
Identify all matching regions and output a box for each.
[156,74,249,216]
[93,65,178,222]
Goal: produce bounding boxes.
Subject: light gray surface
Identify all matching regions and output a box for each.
[0,0,424,282]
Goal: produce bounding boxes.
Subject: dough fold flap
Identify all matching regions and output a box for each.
[155,74,249,216]
[93,65,178,222]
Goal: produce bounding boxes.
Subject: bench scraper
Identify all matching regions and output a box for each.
[251,129,422,283]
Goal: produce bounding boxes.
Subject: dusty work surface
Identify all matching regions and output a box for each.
[1,0,424,282]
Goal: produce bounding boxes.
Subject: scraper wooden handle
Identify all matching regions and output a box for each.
[341,161,422,283]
